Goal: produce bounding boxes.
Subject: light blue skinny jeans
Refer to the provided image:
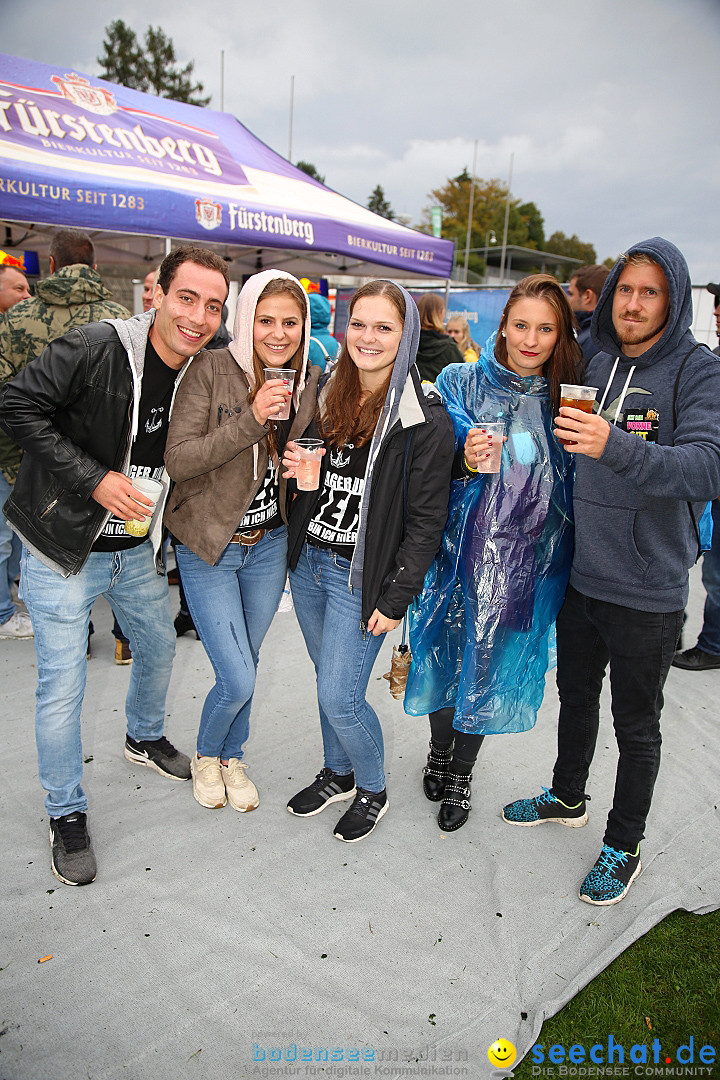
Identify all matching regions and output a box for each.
[175,526,288,760]
[289,542,386,793]
[21,543,176,819]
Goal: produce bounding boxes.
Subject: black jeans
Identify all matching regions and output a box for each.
[552,585,683,853]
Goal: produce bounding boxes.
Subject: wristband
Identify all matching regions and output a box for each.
[463,455,478,473]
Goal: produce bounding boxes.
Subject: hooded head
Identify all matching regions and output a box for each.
[591,237,693,367]
[229,269,311,409]
[308,292,332,331]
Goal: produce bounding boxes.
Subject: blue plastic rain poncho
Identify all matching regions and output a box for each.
[404,334,574,735]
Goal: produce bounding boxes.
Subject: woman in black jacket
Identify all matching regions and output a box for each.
[415,293,463,382]
[282,280,454,842]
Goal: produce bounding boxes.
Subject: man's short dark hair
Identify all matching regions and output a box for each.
[157,247,230,296]
[571,264,610,298]
[49,229,95,270]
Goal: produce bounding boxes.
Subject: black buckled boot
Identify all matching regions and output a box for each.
[422,741,453,801]
[437,772,472,832]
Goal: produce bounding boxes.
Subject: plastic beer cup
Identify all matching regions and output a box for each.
[558,385,598,445]
[295,439,324,491]
[470,421,504,473]
[263,368,296,421]
[124,477,164,537]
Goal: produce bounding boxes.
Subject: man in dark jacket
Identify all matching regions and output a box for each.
[0,228,130,652]
[503,238,720,905]
[566,264,610,363]
[0,246,229,887]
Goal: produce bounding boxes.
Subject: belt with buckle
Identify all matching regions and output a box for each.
[230,529,266,547]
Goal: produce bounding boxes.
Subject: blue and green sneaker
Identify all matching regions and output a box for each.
[502,786,588,827]
[579,844,642,905]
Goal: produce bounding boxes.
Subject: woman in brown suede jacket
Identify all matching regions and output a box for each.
[164,269,320,814]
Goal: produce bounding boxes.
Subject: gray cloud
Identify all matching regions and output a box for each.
[3,0,720,279]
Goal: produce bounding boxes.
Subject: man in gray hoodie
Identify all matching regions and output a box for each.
[502,237,720,905]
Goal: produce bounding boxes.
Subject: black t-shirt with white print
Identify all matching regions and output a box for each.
[238,458,282,532]
[306,440,371,559]
[92,338,177,552]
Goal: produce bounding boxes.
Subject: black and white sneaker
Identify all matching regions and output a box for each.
[333,788,388,843]
[287,768,356,816]
[124,735,191,780]
[50,812,97,886]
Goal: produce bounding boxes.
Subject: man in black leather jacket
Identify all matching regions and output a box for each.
[0,246,229,887]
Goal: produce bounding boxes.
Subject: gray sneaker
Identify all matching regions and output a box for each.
[124,735,191,780]
[50,812,97,886]
[0,611,33,638]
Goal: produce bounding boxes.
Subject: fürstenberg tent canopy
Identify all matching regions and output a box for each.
[0,53,454,279]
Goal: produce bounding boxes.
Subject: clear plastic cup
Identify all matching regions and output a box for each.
[295,438,324,491]
[124,477,164,537]
[470,422,504,473]
[558,385,598,445]
[263,368,296,421]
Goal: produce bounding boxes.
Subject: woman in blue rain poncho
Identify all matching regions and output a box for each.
[404,274,582,832]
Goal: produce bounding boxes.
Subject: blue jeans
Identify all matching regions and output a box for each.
[0,474,22,625]
[176,527,288,759]
[21,544,176,819]
[696,501,720,655]
[552,585,683,852]
[289,543,386,792]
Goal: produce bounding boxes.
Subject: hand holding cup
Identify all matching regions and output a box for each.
[465,423,506,473]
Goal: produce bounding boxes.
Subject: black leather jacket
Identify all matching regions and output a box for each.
[0,315,176,575]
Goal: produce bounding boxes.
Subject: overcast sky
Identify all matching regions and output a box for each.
[4,0,720,281]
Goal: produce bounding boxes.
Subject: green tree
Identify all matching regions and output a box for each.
[546,230,597,264]
[97,20,144,90]
[367,185,395,220]
[421,171,545,278]
[296,161,326,185]
[97,20,210,106]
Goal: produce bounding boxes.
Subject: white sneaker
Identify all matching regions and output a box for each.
[0,611,33,638]
[190,753,226,809]
[221,759,259,812]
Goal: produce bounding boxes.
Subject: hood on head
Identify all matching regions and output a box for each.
[591,237,693,367]
[229,268,311,408]
[344,280,419,401]
[308,292,331,330]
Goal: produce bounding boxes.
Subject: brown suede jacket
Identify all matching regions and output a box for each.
[164,348,321,565]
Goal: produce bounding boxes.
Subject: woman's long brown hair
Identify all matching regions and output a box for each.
[318,280,406,449]
[494,274,583,410]
[246,276,307,456]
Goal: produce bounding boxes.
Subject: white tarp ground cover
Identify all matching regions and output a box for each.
[2,568,718,1080]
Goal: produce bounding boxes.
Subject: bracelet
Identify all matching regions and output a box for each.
[463,455,478,473]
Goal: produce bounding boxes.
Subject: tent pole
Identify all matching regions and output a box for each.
[288,76,295,162]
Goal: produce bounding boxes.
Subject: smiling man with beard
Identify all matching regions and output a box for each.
[502,237,720,906]
[0,245,229,888]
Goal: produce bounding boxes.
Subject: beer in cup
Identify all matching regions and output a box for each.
[124,477,164,537]
[263,368,296,421]
[295,439,324,491]
[470,421,504,474]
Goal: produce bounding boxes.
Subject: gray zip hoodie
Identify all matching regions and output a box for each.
[571,236,720,611]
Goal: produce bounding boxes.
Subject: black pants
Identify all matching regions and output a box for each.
[429,707,484,769]
[552,585,683,852]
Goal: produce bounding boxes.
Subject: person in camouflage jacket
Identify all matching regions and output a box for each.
[0,230,130,485]
[0,228,129,640]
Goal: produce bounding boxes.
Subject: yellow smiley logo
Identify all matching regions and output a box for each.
[487,1039,517,1069]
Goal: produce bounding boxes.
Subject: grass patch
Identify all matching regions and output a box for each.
[512,908,720,1077]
